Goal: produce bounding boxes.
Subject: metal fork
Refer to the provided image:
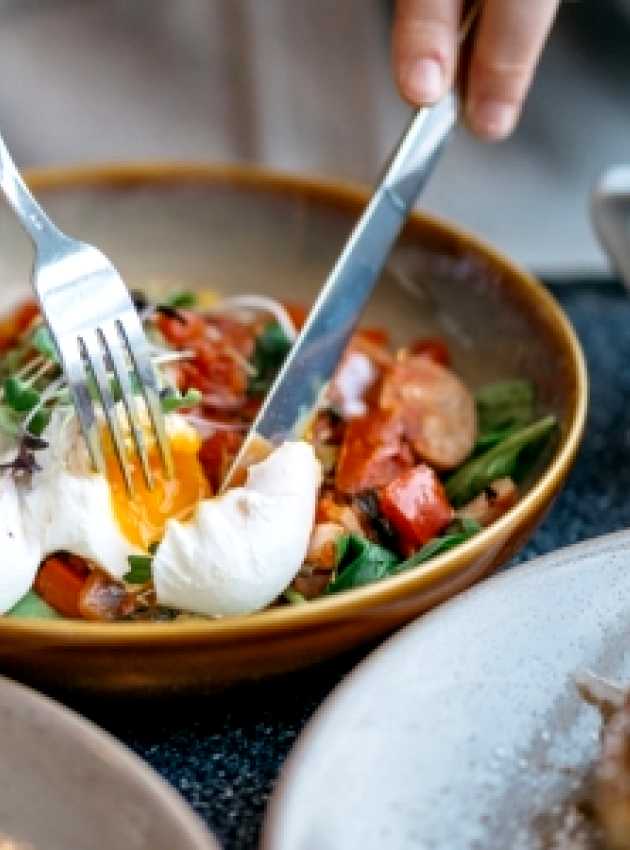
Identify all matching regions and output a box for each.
[0,134,173,492]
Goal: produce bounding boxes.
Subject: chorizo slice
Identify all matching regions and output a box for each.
[380,356,477,470]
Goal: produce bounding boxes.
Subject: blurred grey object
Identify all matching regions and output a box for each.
[0,0,628,276]
[592,166,630,288]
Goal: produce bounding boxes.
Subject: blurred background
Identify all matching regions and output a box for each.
[0,0,628,276]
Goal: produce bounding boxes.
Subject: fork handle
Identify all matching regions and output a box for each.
[0,131,64,252]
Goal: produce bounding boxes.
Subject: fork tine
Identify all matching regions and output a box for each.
[117,311,174,477]
[57,338,106,475]
[80,331,133,494]
[99,323,154,490]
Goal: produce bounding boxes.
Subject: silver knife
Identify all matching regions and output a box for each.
[220,91,458,492]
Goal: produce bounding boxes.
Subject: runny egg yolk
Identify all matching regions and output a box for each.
[104,429,210,550]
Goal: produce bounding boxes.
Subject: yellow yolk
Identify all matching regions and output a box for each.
[104,429,210,551]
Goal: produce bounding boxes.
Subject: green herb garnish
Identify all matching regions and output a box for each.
[326,534,399,594]
[7,589,61,619]
[4,376,40,412]
[164,290,198,309]
[160,387,202,413]
[125,555,153,584]
[446,415,557,507]
[248,322,292,396]
[30,325,59,362]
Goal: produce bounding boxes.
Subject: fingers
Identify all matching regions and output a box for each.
[466,0,560,140]
[392,0,464,106]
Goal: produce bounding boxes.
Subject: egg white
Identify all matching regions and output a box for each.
[153,440,321,617]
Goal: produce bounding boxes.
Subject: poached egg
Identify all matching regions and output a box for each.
[0,405,321,618]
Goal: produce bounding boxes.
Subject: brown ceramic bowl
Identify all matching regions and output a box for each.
[0,164,587,696]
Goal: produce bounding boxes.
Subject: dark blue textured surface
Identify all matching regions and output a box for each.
[83,281,630,850]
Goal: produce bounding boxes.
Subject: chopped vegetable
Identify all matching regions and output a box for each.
[0,405,21,437]
[457,477,518,527]
[4,376,40,412]
[7,589,61,619]
[164,290,198,309]
[34,555,89,618]
[160,387,202,413]
[157,309,206,346]
[475,379,534,451]
[327,534,399,594]
[78,571,136,621]
[30,325,59,362]
[327,517,482,594]
[393,518,481,573]
[445,415,557,507]
[248,322,292,396]
[284,588,307,604]
[335,409,412,495]
[409,337,450,366]
[378,464,454,554]
[125,555,153,585]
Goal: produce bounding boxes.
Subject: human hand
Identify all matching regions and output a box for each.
[392,0,561,140]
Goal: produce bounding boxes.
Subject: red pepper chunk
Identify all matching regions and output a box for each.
[378,464,453,554]
[335,409,413,495]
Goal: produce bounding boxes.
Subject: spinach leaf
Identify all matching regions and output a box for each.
[393,518,481,573]
[476,379,534,432]
[4,377,40,412]
[248,322,292,396]
[7,589,61,619]
[446,415,557,507]
[125,555,153,584]
[27,408,50,437]
[474,379,534,452]
[326,534,399,594]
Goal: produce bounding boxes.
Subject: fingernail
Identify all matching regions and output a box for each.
[469,99,517,140]
[402,58,444,104]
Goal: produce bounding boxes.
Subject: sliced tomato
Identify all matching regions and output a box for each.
[378,464,453,554]
[34,554,90,619]
[409,337,451,367]
[335,409,413,495]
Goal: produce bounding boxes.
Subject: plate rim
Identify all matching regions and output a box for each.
[260,527,630,849]
[0,673,220,849]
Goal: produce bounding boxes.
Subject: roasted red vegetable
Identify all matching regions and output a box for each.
[378,465,453,554]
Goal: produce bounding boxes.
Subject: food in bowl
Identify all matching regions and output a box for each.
[0,290,555,622]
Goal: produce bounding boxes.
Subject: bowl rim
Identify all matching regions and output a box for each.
[0,161,588,645]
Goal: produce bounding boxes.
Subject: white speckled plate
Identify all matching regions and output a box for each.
[0,676,220,850]
[262,531,630,850]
